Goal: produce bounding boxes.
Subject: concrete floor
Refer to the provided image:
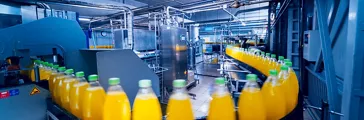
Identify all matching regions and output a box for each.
[187,62,314,119]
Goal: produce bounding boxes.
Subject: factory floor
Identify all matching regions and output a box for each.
[188,62,314,120]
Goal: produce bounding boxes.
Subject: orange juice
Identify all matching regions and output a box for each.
[281,62,299,113]
[103,78,131,120]
[132,79,162,120]
[238,74,266,120]
[208,78,235,120]
[262,70,286,120]
[279,65,296,114]
[167,80,194,120]
[53,67,67,104]
[42,62,52,80]
[60,69,76,110]
[48,65,59,95]
[70,71,89,118]
[82,75,105,120]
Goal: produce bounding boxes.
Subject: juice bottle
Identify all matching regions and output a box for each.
[262,70,286,120]
[43,62,52,80]
[279,65,297,113]
[82,75,105,120]
[277,56,285,70]
[264,53,271,75]
[48,64,59,96]
[238,74,266,120]
[38,61,46,80]
[270,54,277,70]
[70,71,89,118]
[132,79,162,120]
[53,67,66,104]
[60,69,76,111]
[207,78,235,120]
[283,62,299,112]
[166,79,194,120]
[103,78,131,120]
[30,60,40,82]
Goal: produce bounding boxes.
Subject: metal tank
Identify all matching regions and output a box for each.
[160,26,188,90]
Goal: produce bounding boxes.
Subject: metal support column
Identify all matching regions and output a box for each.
[341,0,364,119]
[315,0,340,120]
[287,1,300,72]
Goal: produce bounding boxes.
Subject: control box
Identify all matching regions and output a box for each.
[303,30,321,61]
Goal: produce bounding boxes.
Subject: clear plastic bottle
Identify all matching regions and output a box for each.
[167,79,194,120]
[60,69,76,111]
[48,64,59,96]
[278,56,285,65]
[82,74,105,120]
[270,54,277,70]
[53,67,66,104]
[103,77,131,120]
[284,62,299,112]
[238,74,266,120]
[70,71,89,118]
[208,77,235,120]
[279,65,297,114]
[262,70,286,119]
[132,79,162,120]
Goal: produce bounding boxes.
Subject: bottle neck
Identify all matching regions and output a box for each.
[267,76,279,85]
[213,84,228,95]
[76,77,87,82]
[108,85,123,92]
[89,81,101,87]
[279,70,289,80]
[138,87,154,95]
[173,87,187,94]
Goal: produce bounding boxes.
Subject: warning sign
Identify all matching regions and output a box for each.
[30,87,40,95]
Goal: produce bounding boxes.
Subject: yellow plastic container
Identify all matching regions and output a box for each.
[82,75,105,120]
[132,80,162,120]
[103,78,131,120]
[166,80,194,120]
[60,69,76,111]
[69,71,89,119]
[207,78,235,120]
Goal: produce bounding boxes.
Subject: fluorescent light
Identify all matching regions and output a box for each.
[79,18,91,21]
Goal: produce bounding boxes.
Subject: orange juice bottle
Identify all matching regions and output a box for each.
[103,78,131,120]
[207,78,235,120]
[279,65,297,113]
[263,53,271,75]
[82,75,105,120]
[270,54,277,70]
[277,56,285,70]
[48,64,59,96]
[167,79,194,120]
[53,67,67,104]
[238,74,266,120]
[262,70,286,119]
[60,69,76,111]
[132,79,162,120]
[283,62,299,113]
[30,60,40,82]
[70,71,89,118]
[42,62,52,80]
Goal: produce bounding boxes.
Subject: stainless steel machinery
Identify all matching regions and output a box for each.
[160,26,188,90]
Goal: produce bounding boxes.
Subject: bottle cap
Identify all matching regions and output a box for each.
[269,70,278,76]
[271,54,276,58]
[53,65,59,69]
[285,62,293,67]
[76,71,84,77]
[108,78,120,85]
[173,79,186,87]
[284,59,291,63]
[139,79,152,87]
[278,56,284,60]
[88,74,98,82]
[44,62,49,66]
[65,69,74,74]
[246,74,257,81]
[58,67,66,72]
[266,53,270,56]
[215,77,225,85]
[281,65,289,71]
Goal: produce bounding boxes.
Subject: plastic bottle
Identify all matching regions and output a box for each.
[70,71,89,119]
[30,60,40,82]
[270,54,277,70]
[262,70,287,119]
[166,79,194,120]
[284,62,299,112]
[278,65,296,114]
[207,77,235,120]
[48,64,59,96]
[238,74,266,120]
[278,56,285,65]
[43,62,52,80]
[82,74,105,120]
[53,67,66,104]
[132,79,162,120]
[60,69,76,111]
[103,78,131,120]
[264,53,271,74]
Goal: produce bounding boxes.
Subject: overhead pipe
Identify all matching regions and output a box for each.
[165,6,187,26]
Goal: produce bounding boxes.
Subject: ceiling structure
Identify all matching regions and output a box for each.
[17,0,270,37]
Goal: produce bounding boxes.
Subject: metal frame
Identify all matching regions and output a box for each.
[315,0,340,119]
[341,0,364,120]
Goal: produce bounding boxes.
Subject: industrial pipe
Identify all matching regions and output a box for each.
[165,6,187,26]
